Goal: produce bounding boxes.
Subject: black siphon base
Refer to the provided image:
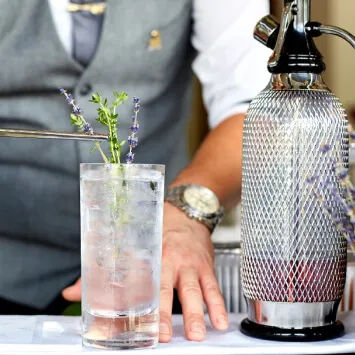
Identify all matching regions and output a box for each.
[240,318,344,342]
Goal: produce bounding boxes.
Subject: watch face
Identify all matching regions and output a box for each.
[183,186,219,214]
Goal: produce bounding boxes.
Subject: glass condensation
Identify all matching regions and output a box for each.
[241,90,349,303]
[80,164,164,350]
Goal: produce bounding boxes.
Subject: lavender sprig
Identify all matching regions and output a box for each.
[60,88,141,166]
[126,97,140,164]
[59,88,108,163]
[59,88,91,132]
[306,142,355,249]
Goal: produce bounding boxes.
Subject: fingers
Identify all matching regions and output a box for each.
[200,273,229,330]
[62,277,82,301]
[159,263,175,343]
[178,268,206,341]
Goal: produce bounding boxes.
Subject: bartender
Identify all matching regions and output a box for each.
[0,0,269,342]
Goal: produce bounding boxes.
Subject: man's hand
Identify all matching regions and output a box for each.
[62,277,81,301]
[159,202,228,342]
[158,114,244,341]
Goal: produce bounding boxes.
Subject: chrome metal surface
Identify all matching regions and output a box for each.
[268,1,293,70]
[319,25,355,49]
[269,72,329,90]
[214,243,355,314]
[0,128,108,141]
[341,251,355,312]
[295,0,310,31]
[241,89,348,305]
[254,15,279,49]
[214,242,241,254]
[351,143,355,165]
[214,242,246,313]
[246,299,340,328]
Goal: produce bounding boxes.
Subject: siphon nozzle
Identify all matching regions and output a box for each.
[254,0,354,74]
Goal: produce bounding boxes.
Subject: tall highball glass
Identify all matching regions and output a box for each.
[80,163,165,349]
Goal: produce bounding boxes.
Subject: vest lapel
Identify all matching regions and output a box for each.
[46,0,85,72]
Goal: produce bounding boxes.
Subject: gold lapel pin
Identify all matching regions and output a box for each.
[148,30,162,51]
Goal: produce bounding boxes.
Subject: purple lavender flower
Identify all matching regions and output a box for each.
[306,175,319,184]
[125,151,135,163]
[73,106,83,116]
[345,204,354,216]
[325,206,342,224]
[336,167,348,180]
[321,177,332,189]
[130,123,139,133]
[60,89,75,109]
[133,97,141,113]
[128,136,138,148]
[65,93,74,104]
[351,131,355,140]
[83,123,94,134]
[330,187,344,204]
[321,144,332,153]
[306,143,355,248]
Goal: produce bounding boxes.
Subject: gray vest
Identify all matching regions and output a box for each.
[0,0,193,308]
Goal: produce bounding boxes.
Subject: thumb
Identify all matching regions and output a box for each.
[62,277,82,301]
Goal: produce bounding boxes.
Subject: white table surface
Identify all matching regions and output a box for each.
[0,313,355,354]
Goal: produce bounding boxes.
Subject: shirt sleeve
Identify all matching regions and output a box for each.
[192,0,272,128]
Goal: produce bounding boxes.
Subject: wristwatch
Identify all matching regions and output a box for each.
[165,184,224,233]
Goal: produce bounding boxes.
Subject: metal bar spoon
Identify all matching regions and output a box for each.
[0,128,108,142]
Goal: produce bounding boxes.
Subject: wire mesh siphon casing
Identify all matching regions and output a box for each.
[241,82,349,327]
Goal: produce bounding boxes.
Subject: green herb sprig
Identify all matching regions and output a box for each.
[90,91,128,164]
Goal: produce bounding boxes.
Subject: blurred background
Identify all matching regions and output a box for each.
[186,0,355,245]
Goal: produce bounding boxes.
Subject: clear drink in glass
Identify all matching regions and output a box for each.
[80,163,164,349]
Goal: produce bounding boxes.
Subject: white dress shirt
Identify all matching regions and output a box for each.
[48,0,271,128]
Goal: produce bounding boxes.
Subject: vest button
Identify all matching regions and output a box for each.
[79,83,92,96]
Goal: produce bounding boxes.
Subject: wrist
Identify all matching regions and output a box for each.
[164,201,210,232]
